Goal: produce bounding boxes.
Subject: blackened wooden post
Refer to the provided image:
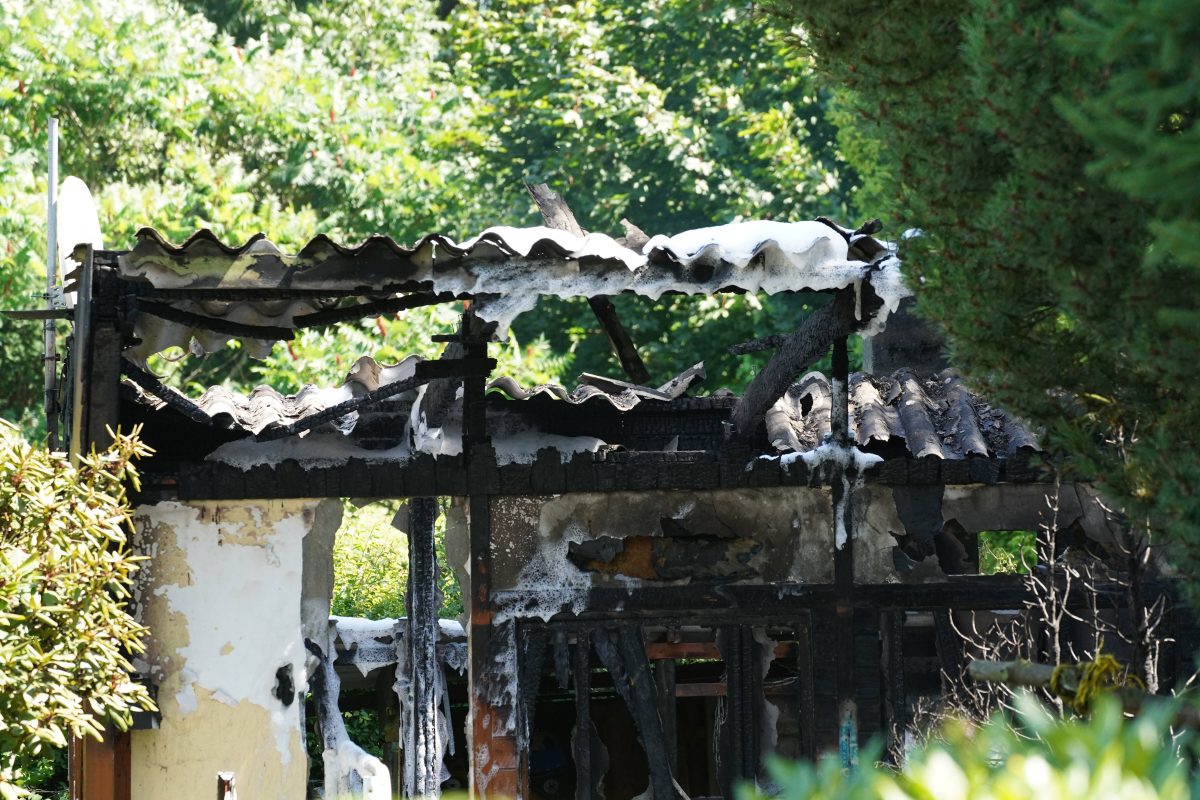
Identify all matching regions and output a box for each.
[572,629,594,800]
[831,336,858,769]
[590,627,676,800]
[405,497,442,796]
[794,615,817,760]
[716,626,761,791]
[880,610,906,761]
[462,311,518,798]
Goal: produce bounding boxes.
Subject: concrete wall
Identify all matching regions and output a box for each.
[128,499,338,800]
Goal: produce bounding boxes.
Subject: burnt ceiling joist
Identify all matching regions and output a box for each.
[526,181,652,385]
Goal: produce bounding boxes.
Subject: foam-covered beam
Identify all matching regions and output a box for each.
[526,182,651,385]
[729,288,861,442]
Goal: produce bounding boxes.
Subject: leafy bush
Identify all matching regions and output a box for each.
[331,500,462,621]
[0,422,155,796]
[978,531,1037,575]
[742,694,1197,800]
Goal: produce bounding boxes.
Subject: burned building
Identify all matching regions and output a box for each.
[56,212,1192,800]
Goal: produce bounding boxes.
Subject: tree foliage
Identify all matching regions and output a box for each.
[0,422,155,795]
[774,1,1200,579]
[0,0,855,433]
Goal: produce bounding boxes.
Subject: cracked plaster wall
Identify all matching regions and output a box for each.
[129,499,339,800]
[485,482,1123,596]
[489,488,836,593]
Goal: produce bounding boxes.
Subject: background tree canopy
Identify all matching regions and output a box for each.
[0,0,857,430]
[771,0,1200,586]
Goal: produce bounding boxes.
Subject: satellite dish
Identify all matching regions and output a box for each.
[55,176,103,308]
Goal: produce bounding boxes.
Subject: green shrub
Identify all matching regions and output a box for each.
[742,694,1197,800]
[0,422,156,796]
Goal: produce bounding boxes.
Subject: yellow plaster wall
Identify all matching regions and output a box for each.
[130,500,318,800]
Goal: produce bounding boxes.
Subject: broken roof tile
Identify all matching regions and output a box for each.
[766,370,1040,461]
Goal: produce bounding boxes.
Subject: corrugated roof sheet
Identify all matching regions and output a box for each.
[124,353,1038,465]
[121,356,703,437]
[765,369,1040,460]
[115,220,909,361]
[121,221,870,295]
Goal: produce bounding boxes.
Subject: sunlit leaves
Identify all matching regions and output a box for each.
[741,695,1198,800]
[0,422,155,794]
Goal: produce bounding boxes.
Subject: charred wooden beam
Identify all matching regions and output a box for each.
[73,257,126,457]
[133,297,294,341]
[256,357,494,441]
[68,253,134,796]
[120,359,213,426]
[572,631,603,800]
[794,615,818,759]
[591,626,677,799]
[815,216,887,261]
[525,182,651,384]
[518,626,550,790]
[422,311,497,430]
[880,610,906,762]
[130,285,389,301]
[293,291,458,329]
[586,296,653,385]
[2,307,73,320]
[831,335,859,770]
[729,288,863,442]
[727,332,790,356]
[653,657,678,771]
[462,310,518,799]
[403,498,443,798]
[716,626,762,792]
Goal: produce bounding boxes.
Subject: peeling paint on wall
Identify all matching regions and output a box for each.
[130,500,322,800]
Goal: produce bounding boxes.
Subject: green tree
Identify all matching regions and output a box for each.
[771,1,1200,583]
[2,0,858,427]
[0,421,155,795]
[444,0,858,386]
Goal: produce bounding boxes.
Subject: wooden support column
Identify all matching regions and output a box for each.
[463,313,518,798]
[793,615,817,760]
[716,626,761,793]
[831,336,858,770]
[69,249,132,800]
[591,627,676,800]
[404,497,443,797]
[880,610,906,761]
[69,731,130,800]
[653,657,678,773]
[572,630,595,800]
